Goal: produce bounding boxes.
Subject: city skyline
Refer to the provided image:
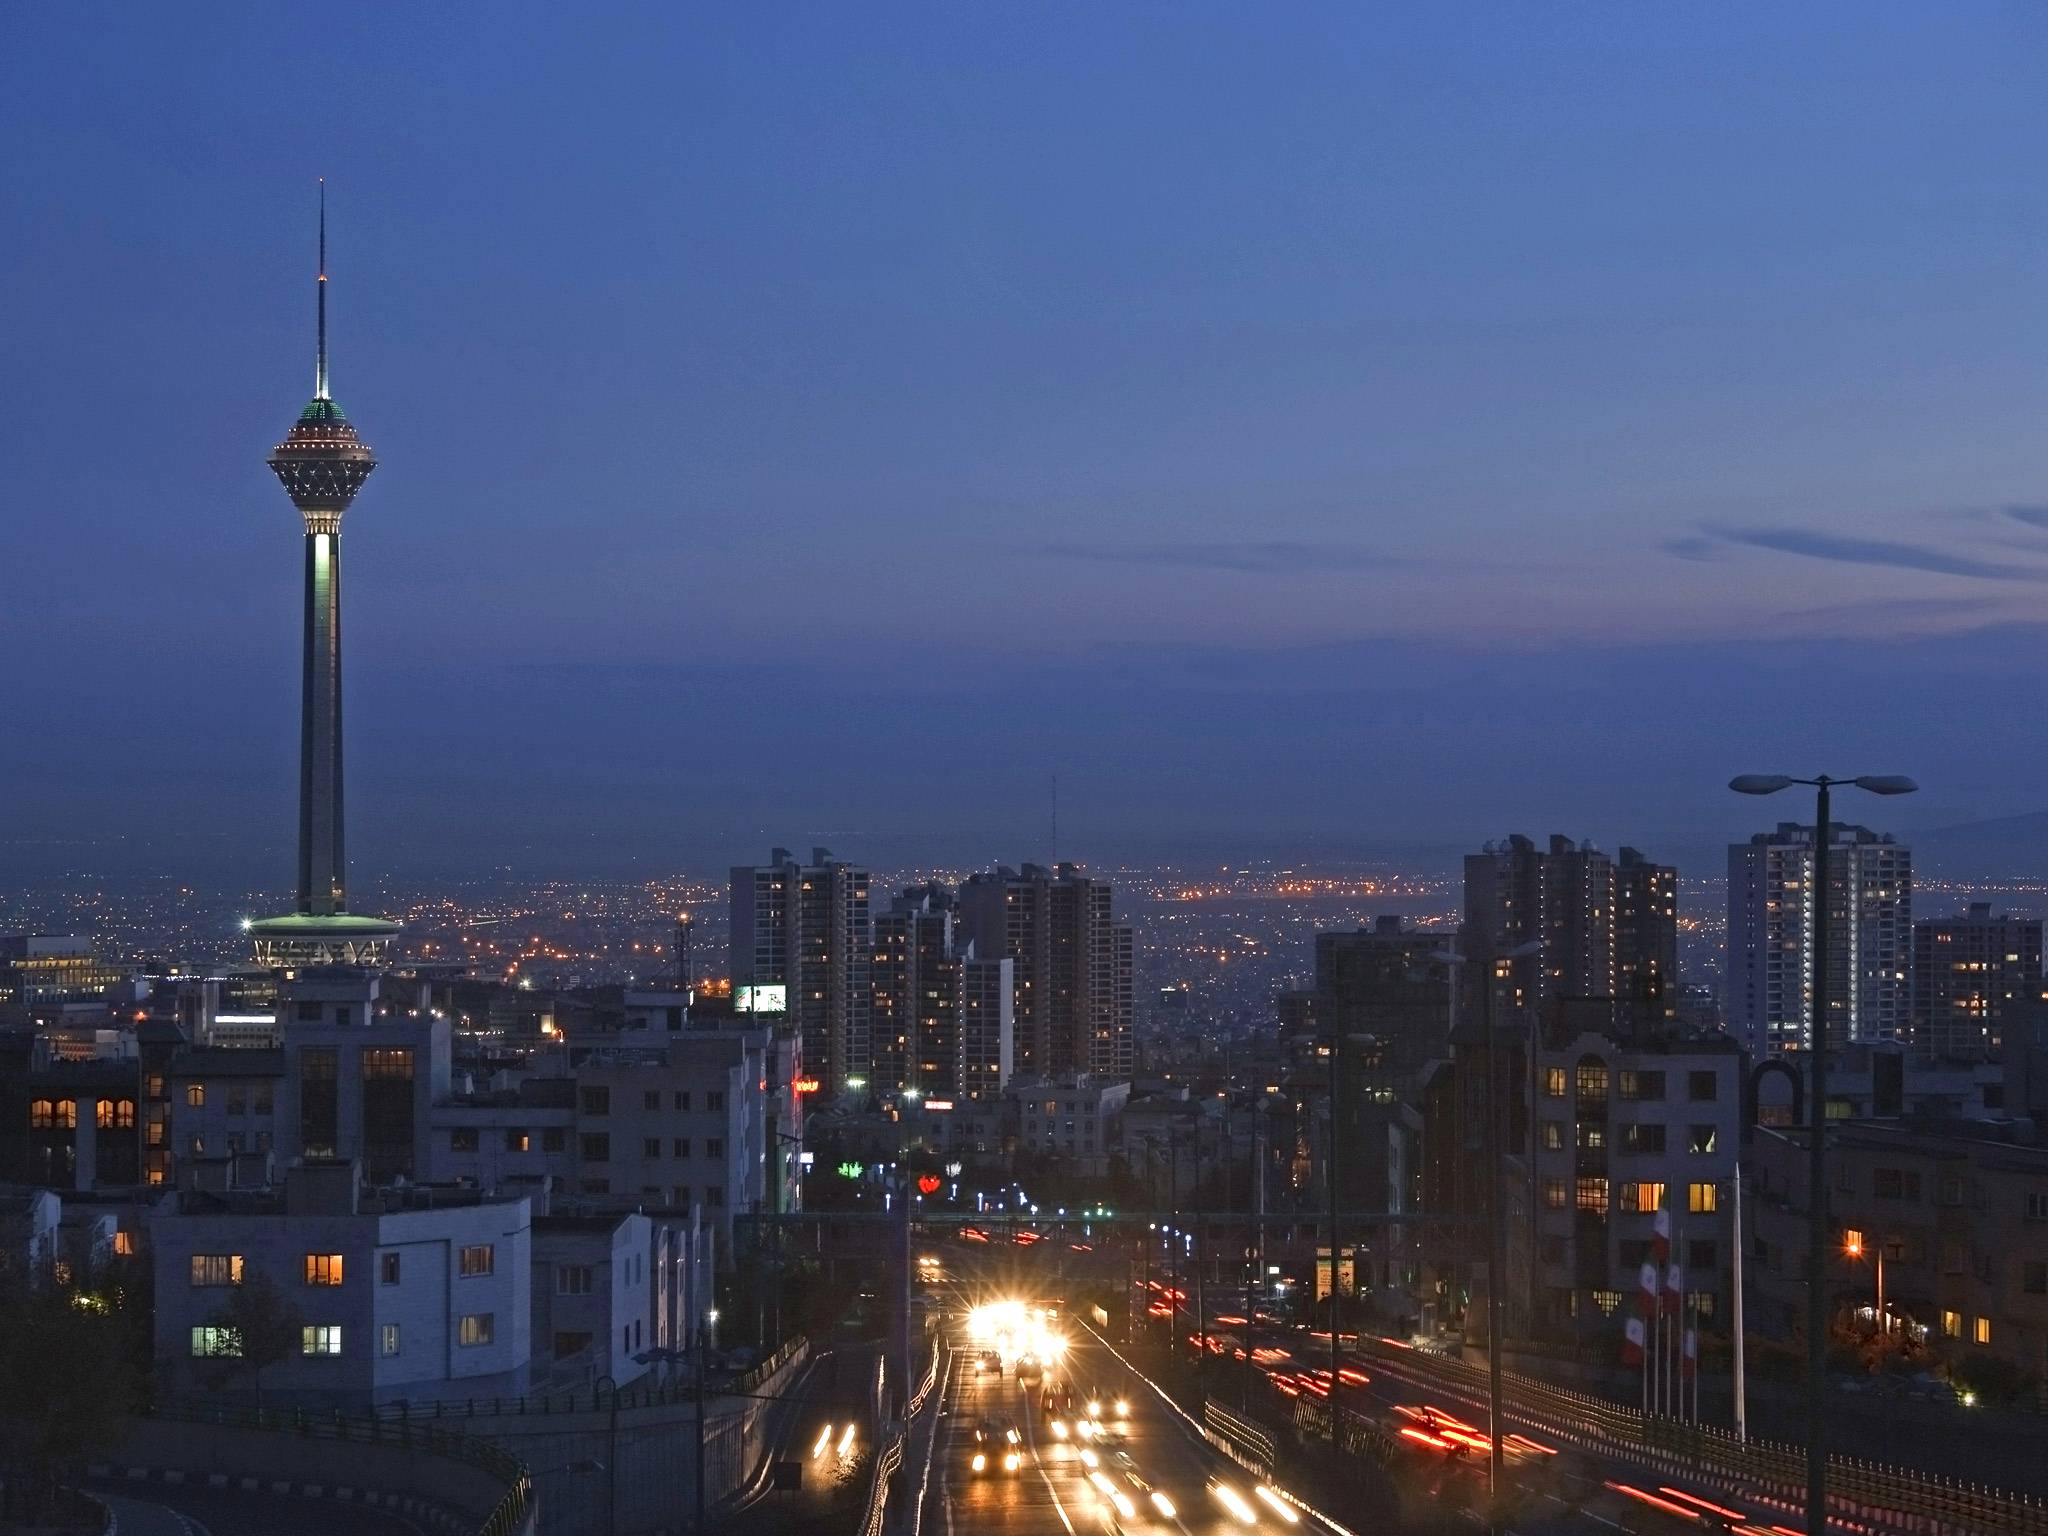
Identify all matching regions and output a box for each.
[9,7,2048,870]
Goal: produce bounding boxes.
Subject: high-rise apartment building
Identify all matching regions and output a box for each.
[871,885,1014,1103]
[729,847,870,1094]
[1727,822,1912,1055]
[1464,835,1678,1035]
[957,863,1132,1080]
[1910,903,2043,1059]
[959,951,1016,1103]
[871,884,955,1099]
[1313,916,1453,1086]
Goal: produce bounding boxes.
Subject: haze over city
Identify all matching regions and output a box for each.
[10,5,2048,882]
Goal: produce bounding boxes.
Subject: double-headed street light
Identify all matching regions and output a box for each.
[1730,771,1916,1536]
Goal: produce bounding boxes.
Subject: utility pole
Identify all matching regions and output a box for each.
[1480,957,1506,1510]
[1328,1027,1342,1433]
[594,1373,619,1536]
[694,1325,708,1535]
[1170,1134,1182,1351]
[1732,1162,1747,1443]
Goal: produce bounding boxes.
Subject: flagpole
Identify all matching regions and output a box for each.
[1689,1289,1700,1425]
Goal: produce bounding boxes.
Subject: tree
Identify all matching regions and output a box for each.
[0,1270,137,1524]
[209,1270,304,1410]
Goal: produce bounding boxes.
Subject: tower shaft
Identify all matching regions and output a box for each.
[298,525,345,914]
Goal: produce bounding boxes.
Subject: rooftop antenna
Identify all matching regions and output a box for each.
[315,178,329,400]
[1051,772,1059,866]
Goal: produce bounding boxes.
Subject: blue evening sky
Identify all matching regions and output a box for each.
[5,5,2048,877]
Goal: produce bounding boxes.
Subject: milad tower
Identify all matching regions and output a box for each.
[248,184,400,968]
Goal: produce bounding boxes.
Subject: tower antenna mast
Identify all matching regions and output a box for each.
[315,178,329,400]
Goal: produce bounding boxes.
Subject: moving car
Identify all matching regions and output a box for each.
[968,1417,1024,1476]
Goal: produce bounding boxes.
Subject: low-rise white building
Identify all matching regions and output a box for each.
[150,1159,532,1409]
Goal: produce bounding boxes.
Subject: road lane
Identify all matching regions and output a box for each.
[928,1306,1349,1536]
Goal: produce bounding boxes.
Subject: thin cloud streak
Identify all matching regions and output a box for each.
[1034,540,1394,573]
[1689,524,2048,583]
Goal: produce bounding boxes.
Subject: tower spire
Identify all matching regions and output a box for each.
[315,178,329,401]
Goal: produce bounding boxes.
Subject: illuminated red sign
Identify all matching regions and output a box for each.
[793,1078,822,1094]
[917,1174,941,1196]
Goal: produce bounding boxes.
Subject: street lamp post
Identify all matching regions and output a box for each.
[1433,939,1537,1514]
[1845,1231,1885,1335]
[766,1128,805,1349]
[592,1373,620,1536]
[1731,771,1917,1536]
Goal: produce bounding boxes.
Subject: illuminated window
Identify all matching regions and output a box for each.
[1688,1125,1717,1155]
[1973,1316,1992,1346]
[1540,1121,1564,1150]
[190,1326,241,1358]
[1941,1310,1962,1338]
[114,1099,135,1128]
[1575,1177,1609,1214]
[29,1099,75,1130]
[185,1084,205,1108]
[459,1244,495,1278]
[190,1254,243,1287]
[1543,1067,1567,1099]
[303,1253,344,1286]
[1689,1183,1719,1214]
[460,1313,495,1347]
[381,1324,401,1357]
[1542,1179,1566,1209]
[113,1231,134,1257]
[1590,1290,1621,1315]
[301,1325,343,1357]
[96,1100,115,1129]
[1625,1182,1665,1214]
[1575,1063,1609,1100]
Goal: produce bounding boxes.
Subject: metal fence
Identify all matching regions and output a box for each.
[1340,1334,2048,1536]
[152,1400,532,1536]
[366,1334,808,1421]
[861,1427,906,1536]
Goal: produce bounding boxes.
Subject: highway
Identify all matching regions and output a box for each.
[922,1318,1335,1536]
[932,1227,1823,1535]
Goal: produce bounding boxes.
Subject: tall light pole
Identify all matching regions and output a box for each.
[1433,939,1535,1513]
[1730,772,1916,1536]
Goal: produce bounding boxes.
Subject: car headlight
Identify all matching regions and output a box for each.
[1115,1400,1130,1416]
[972,1453,986,1471]
[1005,1453,1021,1471]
